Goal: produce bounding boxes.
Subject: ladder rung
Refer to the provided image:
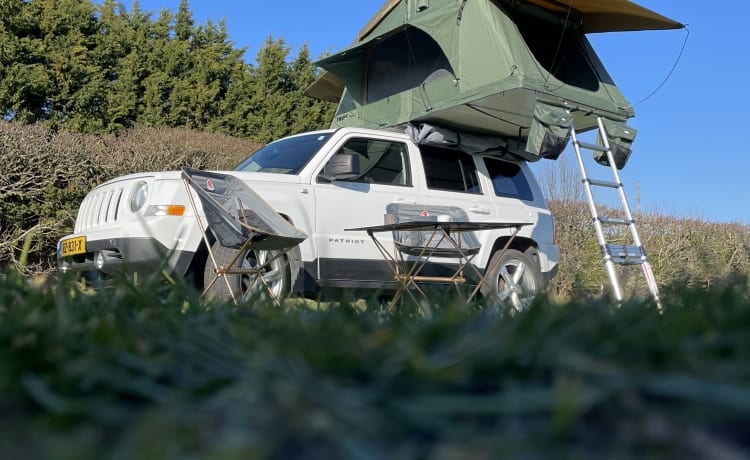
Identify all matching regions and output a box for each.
[607,244,645,264]
[574,140,608,152]
[611,257,646,266]
[587,178,620,189]
[598,217,633,225]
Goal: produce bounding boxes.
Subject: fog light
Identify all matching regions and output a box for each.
[95,251,105,270]
[60,260,70,273]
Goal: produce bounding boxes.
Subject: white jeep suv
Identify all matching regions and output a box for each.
[58,127,559,308]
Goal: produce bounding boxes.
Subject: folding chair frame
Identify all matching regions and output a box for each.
[182,174,290,306]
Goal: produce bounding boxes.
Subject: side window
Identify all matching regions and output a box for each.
[484,157,533,200]
[420,146,481,194]
[329,138,411,186]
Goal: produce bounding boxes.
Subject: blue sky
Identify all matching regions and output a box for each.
[130,1,746,224]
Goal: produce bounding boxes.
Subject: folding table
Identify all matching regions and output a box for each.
[346,220,529,311]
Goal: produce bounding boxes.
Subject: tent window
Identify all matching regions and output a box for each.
[511,10,599,91]
[420,146,481,194]
[366,27,455,103]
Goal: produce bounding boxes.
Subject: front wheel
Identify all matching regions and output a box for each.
[481,248,543,312]
[203,242,290,304]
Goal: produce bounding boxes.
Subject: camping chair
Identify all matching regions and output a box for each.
[181,167,307,305]
[384,203,484,308]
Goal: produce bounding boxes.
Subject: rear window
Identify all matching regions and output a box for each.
[484,157,533,201]
[420,146,481,194]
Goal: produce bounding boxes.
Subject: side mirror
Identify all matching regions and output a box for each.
[319,152,360,182]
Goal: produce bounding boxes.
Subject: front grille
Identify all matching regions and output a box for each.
[76,186,125,232]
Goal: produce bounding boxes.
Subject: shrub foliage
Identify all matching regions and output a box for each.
[539,156,750,300]
[0,122,258,273]
[547,199,750,299]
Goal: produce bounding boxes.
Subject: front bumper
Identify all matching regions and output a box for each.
[57,236,195,277]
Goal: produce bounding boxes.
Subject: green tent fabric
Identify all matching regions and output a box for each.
[525,102,572,160]
[595,118,638,170]
[309,0,682,164]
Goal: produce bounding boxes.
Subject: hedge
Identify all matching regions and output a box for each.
[0,122,258,273]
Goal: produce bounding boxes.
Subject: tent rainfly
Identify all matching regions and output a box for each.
[307,0,683,165]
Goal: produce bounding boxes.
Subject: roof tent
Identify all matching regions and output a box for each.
[308,0,682,162]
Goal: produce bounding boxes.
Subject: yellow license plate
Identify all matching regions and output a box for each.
[60,236,86,257]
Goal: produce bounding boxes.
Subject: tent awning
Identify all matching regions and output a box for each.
[304,71,345,103]
[524,0,683,33]
[306,38,372,104]
[358,0,683,39]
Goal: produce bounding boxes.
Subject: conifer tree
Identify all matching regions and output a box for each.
[37,0,102,131]
[93,0,137,132]
[289,44,336,134]
[0,0,52,122]
[174,0,193,42]
[246,36,296,143]
[140,9,175,126]
[0,0,335,136]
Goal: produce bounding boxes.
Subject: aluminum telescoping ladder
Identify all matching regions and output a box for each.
[569,116,662,310]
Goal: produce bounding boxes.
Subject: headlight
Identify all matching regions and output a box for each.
[130,181,149,212]
[144,205,186,216]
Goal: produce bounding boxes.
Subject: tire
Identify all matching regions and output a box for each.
[203,241,290,304]
[481,248,543,312]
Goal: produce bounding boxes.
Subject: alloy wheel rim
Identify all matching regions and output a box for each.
[496,258,538,312]
[240,250,283,301]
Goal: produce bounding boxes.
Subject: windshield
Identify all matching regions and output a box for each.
[234,132,333,174]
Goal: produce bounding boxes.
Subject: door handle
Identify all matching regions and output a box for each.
[469,206,491,215]
[393,199,417,204]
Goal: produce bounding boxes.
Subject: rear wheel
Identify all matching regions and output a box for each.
[481,249,542,312]
[203,242,290,304]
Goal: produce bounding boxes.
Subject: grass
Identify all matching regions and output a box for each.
[1,270,750,459]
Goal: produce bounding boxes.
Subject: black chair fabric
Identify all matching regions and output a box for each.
[182,167,307,250]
